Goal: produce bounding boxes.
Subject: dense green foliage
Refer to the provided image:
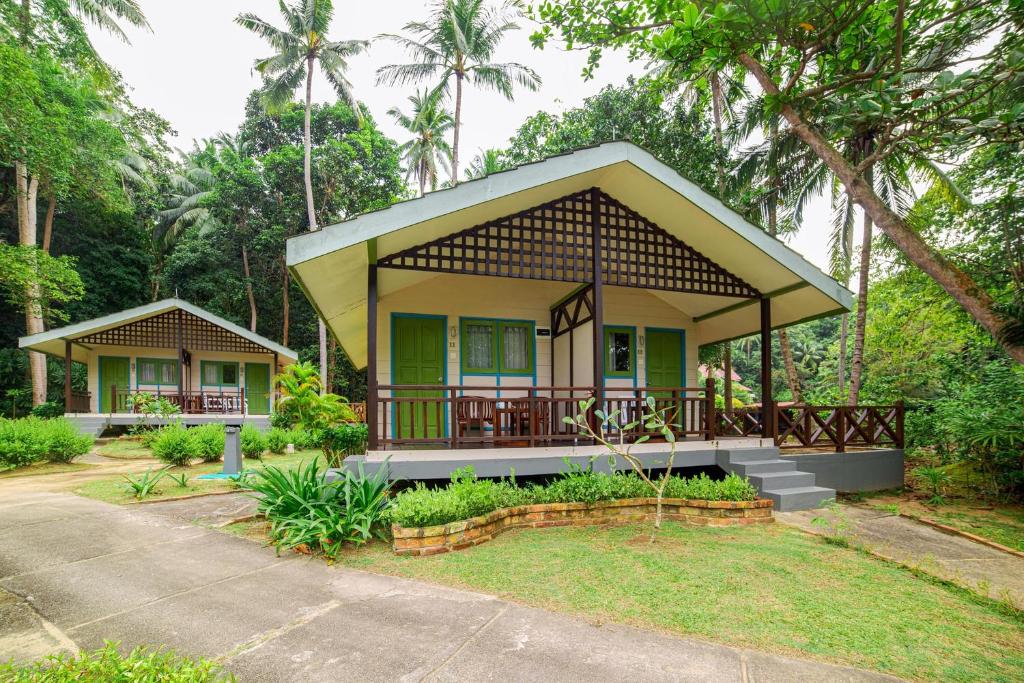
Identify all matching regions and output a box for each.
[150,424,197,466]
[240,423,267,459]
[244,459,392,558]
[0,642,231,682]
[388,466,757,528]
[0,416,93,469]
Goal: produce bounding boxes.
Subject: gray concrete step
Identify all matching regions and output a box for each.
[718,447,780,463]
[748,471,817,491]
[728,459,797,476]
[764,486,837,512]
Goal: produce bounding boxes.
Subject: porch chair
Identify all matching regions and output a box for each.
[455,396,494,438]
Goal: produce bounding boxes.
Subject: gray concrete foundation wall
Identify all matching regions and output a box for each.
[779,449,904,492]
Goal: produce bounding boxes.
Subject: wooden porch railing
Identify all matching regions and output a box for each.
[110,387,250,415]
[373,384,715,450]
[717,403,905,450]
[67,390,90,413]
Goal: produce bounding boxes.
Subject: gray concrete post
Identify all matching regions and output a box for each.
[223,426,242,475]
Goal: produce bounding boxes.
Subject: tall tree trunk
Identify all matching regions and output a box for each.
[778,328,801,402]
[41,189,55,253]
[709,71,726,197]
[241,244,257,332]
[723,344,732,414]
[16,162,46,405]
[848,205,873,404]
[765,148,801,401]
[740,53,1024,364]
[303,53,329,386]
[451,71,463,185]
[281,255,290,347]
[838,313,848,398]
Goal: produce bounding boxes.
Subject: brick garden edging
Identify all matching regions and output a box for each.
[391,497,774,556]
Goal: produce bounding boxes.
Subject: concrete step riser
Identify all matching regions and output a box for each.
[719,448,781,463]
[730,460,796,476]
[749,472,817,491]
[767,488,837,512]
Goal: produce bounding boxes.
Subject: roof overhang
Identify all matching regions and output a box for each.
[287,141,852,368]
[19,298,299,364]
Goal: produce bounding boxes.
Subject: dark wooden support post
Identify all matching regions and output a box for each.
[367,263,379,451]
[895,400,905,449]
[590,188,604,422]
[272,351,279,411]
[759,297,774,441]
[176,309,184,405]
[704,377,716,440]
[64,339,72,413]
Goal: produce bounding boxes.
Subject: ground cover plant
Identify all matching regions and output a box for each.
[244,458,391,558]
[332,521,1024,682]
[0,417,93,470]
[75,449,321,504]
[0,641,232,681]
[386,466,757,529]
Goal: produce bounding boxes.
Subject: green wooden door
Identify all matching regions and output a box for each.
[392,316,445,440]
[645,329,684,395]
[99,356,130,413]
[245,363,271,414]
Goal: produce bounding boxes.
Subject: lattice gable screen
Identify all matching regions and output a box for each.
[74,310,271,354]
[377,188,759,298]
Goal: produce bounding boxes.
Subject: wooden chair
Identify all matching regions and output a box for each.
[455,396,494,437]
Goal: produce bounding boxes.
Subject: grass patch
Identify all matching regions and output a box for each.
[96,437,157,460]
[74,449,322,504]
[332,522,1024,682]
[858,492,1024,552]
[0,461,94,478]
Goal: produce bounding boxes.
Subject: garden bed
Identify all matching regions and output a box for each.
[392,497,773,556]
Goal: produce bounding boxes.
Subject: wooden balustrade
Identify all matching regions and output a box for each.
[67,390,91,413]
[372,385,715,450]
[774,403,905,451]
[110,387,251,415]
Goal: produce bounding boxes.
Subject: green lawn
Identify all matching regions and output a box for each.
[74,449,322,504]
[96,437,158,460]
[0,461,95,478]
[327,522,1024,682]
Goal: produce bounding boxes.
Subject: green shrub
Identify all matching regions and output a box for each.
[151,424,196,466]
[191,423,225,462]
[319,422,368,466]
[42,418,94,463]
[266,427,289,454]
[0,417,50,468]
[268,410,290,430]
[244,459,391,557]
[139,426,163,447]
[388,467,758,528]
[288,428,315,449]
[388,467,535,528]
[0,417,93,469]
[240,424,266,458]
[30,400,64,418]
[0,641,231,681]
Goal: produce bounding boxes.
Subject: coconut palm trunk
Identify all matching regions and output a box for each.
[451,71,464,185]
[848,166,874,404]
[301,53,329,390]
[241,244,257,333]
[764,147,801,403]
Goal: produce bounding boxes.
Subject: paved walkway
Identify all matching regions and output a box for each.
[0,487,898,682]
[779,505,1024,607]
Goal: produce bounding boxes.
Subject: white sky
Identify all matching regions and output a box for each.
[88,0,835,272]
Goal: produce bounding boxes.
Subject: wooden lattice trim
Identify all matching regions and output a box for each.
[74,310,272,354]
[378,188,760,299]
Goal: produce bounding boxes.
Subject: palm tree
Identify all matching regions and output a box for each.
[236,0,368,387]
[376,0,541,184]
[388,89,454,196]
[465,148,503,180]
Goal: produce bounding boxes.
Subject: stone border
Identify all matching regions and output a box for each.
[392,498,773,556]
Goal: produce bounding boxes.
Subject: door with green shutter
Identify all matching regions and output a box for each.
[245,363,271,414]
[392,315,445,440]
[645,329,684,398]
[99,356,130,413]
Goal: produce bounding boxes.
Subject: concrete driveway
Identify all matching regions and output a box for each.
[0,487,898,682]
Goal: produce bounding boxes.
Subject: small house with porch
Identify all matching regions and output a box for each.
[19,299,298,435]
[287,142,904,510]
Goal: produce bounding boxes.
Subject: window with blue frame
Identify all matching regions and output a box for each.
[460,318,534,375]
